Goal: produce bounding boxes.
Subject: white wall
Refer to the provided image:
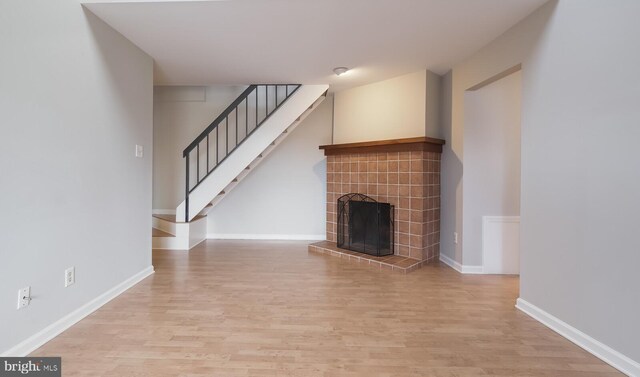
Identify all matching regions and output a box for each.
[153,85,248,210]
[207,97,332,238]
[441,0,640,369]
[425,71,443,139]
[333,71,427,143]
[462,71,521,267]
[0,0,153,354]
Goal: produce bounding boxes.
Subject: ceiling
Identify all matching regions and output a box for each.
[84,0,547,91]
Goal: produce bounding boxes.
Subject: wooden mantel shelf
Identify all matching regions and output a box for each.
[319,137,445,156]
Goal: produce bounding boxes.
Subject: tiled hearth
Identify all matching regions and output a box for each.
[310,137,444,273]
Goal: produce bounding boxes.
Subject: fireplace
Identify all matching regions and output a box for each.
[337,193,394,257]
[318,137,444,263]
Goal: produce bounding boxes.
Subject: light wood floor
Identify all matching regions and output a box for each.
[33,240,621,376]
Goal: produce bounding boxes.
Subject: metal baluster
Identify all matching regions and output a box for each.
[255,88,258,130]
[245,97,248,138]
[266,85,269,118]
[216,125,219,165]
[235,107,238,147]
[185,154,190,222]
[226,116,229,157]
[206,135,209,173]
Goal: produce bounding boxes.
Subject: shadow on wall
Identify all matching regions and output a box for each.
[83,7,152,139]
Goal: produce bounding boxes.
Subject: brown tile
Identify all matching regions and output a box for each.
[411,198,424,210]
[367,173,377,183]
[388,184,399,196]
[388,161,399,172]
[388,172,398,184]
[410,185,424,198]
[399,160,410,172]
[378,161,388,172]
[358,161,367,172]
[410,159,423,172]
[398,185,410,197]
[410,173,423,185]
[378,185,388,196]
[398,221,410,233]
[399,151,411,160]
[410,222,422,235]
[367,162,377,171]
[409,247,423,260]
[399,197,410,209]
[378,173,388,184]
[410,235,423,248]
[367,184,377,195]
[410,209,423,222]
[381,263,393,271]
[399,173,410,184]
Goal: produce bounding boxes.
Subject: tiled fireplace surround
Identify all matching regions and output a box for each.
[310,137,444,272]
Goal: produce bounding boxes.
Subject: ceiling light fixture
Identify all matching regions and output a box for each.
[333,67,349,76]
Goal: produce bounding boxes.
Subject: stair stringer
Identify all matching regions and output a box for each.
[207,93,327,210]
[176,84,329,222]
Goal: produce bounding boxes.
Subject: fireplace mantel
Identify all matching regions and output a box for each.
[319,137,445,155]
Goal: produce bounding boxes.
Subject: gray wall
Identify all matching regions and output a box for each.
[519,0,640,363]
[442,0,640,365]
[0,1,153,353]
[153,85,247,210]
[208,97,332,238]
[462,71,521,267]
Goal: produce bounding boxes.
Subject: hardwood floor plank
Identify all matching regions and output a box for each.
[31,240,622,376]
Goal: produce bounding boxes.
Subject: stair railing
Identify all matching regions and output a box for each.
[183,84,301,221]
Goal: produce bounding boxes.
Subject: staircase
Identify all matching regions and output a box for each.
[153,84,329,250]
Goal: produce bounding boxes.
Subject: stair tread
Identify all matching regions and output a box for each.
[152,228,175,238]
[153,214,206,223]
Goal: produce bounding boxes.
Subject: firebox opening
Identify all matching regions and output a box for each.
[337,193,394,257]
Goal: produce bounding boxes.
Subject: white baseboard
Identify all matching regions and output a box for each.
[439,253,484,274]
[1,266,155,357]
[207,233,325,241]
[516,298,639,376]
[152,209,176,215]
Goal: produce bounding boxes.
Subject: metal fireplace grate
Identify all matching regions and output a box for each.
[337,193,394,257]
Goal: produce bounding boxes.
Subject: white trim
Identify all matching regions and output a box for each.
[439,253,484,274]
[1,266,155,357]
[207,233,325,241]
[516,298,640,376]
[152,209,176,215]
[482,216,520,274]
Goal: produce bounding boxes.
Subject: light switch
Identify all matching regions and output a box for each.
[135,145,144,158]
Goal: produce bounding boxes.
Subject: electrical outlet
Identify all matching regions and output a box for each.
[135,144,144,158]
[17,286,30,310]
[454,232,459,244]
[65,267,75,287]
